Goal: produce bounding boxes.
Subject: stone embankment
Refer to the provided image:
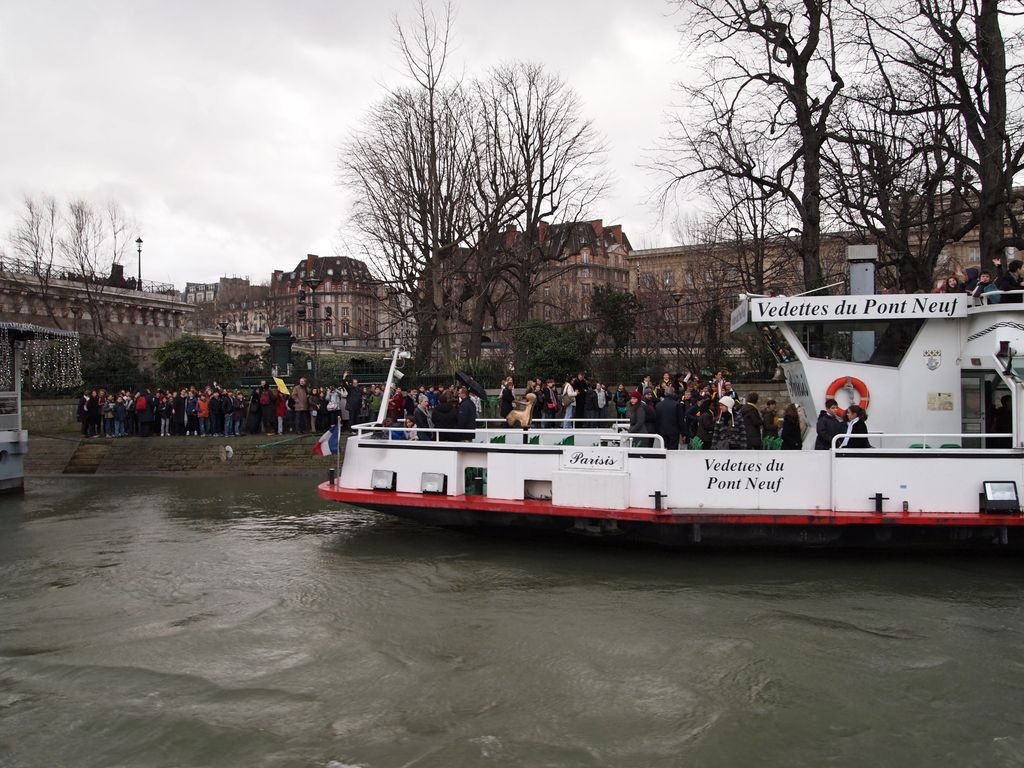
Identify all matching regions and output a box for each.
[26,433,340,477]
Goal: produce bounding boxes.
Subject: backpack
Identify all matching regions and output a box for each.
[259,390,271,406]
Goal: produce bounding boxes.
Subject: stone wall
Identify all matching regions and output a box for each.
[25,433,338,477]
[22,399,78,433]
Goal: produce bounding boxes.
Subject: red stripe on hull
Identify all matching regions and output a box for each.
[317,484,1024,528]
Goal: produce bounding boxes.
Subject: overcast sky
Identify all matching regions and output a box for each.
[0,1,688,288]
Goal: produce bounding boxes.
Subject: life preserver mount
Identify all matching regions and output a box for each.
[825,376,870,410]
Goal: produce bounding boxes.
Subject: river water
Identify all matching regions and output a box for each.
[1,477,1023,767]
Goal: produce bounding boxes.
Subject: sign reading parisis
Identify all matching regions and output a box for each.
[749,294,966,323]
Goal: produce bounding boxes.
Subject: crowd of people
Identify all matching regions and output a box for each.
[382,370,865,452]
[74,367,884,452]
[75,372,374,439]
[935,256,1023,302]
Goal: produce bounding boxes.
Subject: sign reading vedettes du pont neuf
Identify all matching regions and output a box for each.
[751,294,967,323]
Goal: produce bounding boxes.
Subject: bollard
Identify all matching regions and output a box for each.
[328,467,336,485]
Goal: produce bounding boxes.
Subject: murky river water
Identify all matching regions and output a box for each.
[1,477,1024,767]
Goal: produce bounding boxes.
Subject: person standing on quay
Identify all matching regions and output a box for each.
[292,377,309,433]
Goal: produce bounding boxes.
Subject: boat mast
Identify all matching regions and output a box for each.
[376,346,408,425]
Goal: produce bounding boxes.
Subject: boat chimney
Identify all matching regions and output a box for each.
[847,245,878,295]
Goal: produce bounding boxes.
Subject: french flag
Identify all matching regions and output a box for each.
[312,424,339,456]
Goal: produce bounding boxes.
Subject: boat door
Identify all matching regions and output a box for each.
[961,371,1009,447]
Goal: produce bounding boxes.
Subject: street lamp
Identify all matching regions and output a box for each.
[671,292,683,370]
[302,275,322,387]
[135,237,143,290]
[217,320,229,349]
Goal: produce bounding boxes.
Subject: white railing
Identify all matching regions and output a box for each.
[349,420,665,450]
[831,432,1016,451]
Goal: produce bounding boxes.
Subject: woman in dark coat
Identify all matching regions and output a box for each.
[838,405,871,449]
[780,403,804,450]
[431,393,459,442]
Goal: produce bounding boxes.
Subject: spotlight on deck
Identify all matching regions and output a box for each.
[981,481,1020,514]
[371,470,396,491]
[421,472,447,494]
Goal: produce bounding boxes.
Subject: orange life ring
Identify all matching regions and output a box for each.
[825,376,870,410]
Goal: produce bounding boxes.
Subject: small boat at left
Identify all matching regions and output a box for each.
[0,322,81,493]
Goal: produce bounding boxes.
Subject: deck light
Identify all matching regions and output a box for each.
[421,473,447,494]
[981,481,1020,514]
[371,470,396,491]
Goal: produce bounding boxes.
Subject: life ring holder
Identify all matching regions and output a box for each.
[825,376,870,410]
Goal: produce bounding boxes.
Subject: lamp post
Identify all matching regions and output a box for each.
[671,292,683,371]
[302,275,322,388]
[135,237,143,291]
[217,320,229,350]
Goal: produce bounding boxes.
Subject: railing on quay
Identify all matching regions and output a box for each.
[0,256,177,296]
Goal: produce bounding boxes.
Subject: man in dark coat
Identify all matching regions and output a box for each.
[814,398,847,450]
[456,386,477,441]
[740,392,764,449]
[342,372,362,427]
[654,387,684,450]
[996,259,1023,303]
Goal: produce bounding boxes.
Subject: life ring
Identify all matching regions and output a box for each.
[825,376,870,410]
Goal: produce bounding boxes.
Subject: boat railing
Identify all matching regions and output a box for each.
[349,420,664,450]
[830,432,1016,451]
[976,289,1024,306]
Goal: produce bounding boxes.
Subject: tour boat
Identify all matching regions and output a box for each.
[319,248,1024,550]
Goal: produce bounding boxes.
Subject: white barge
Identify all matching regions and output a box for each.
[320,252,1024,550]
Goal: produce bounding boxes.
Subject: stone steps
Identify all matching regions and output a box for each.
[63,439,112,474]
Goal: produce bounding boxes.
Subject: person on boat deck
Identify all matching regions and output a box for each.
[971,270,1000,303]
[413,394,433,441]
[711,395,748,450]
[996,259,1023,303]
[654,386,684,450]
[432,392,458,441]
[740,392,763,449]
[499,377,515,423]
[561,377,577,429]
[992,394,1013,448]
[838,405,871,449]
[537,379,559,428]
[814,398,847,450]
[456,386,477,441]
[762,399,780,440]
[572,372,589,426]
[627,390,652,447]
[780,403,804,450]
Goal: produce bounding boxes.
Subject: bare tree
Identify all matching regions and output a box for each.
[659,0,847,291]
[823,76,976,291]
[484,62,608,326]
[342,2,480,370]
[9,195,64,327]
[855,0,1024,268]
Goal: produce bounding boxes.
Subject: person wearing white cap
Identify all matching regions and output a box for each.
[711,395,747,450]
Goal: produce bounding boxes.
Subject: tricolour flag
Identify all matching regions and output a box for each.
[312,424,339,456]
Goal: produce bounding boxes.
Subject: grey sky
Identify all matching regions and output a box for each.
[0,1,686,287]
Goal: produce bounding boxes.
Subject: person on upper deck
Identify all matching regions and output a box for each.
[996,259,1023,303]
[815,398,847,450]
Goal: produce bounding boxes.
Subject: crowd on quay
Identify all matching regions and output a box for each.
[75,372,375,439]
[74,367,882,452]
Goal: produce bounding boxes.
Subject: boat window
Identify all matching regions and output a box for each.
[788,319,925,367]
